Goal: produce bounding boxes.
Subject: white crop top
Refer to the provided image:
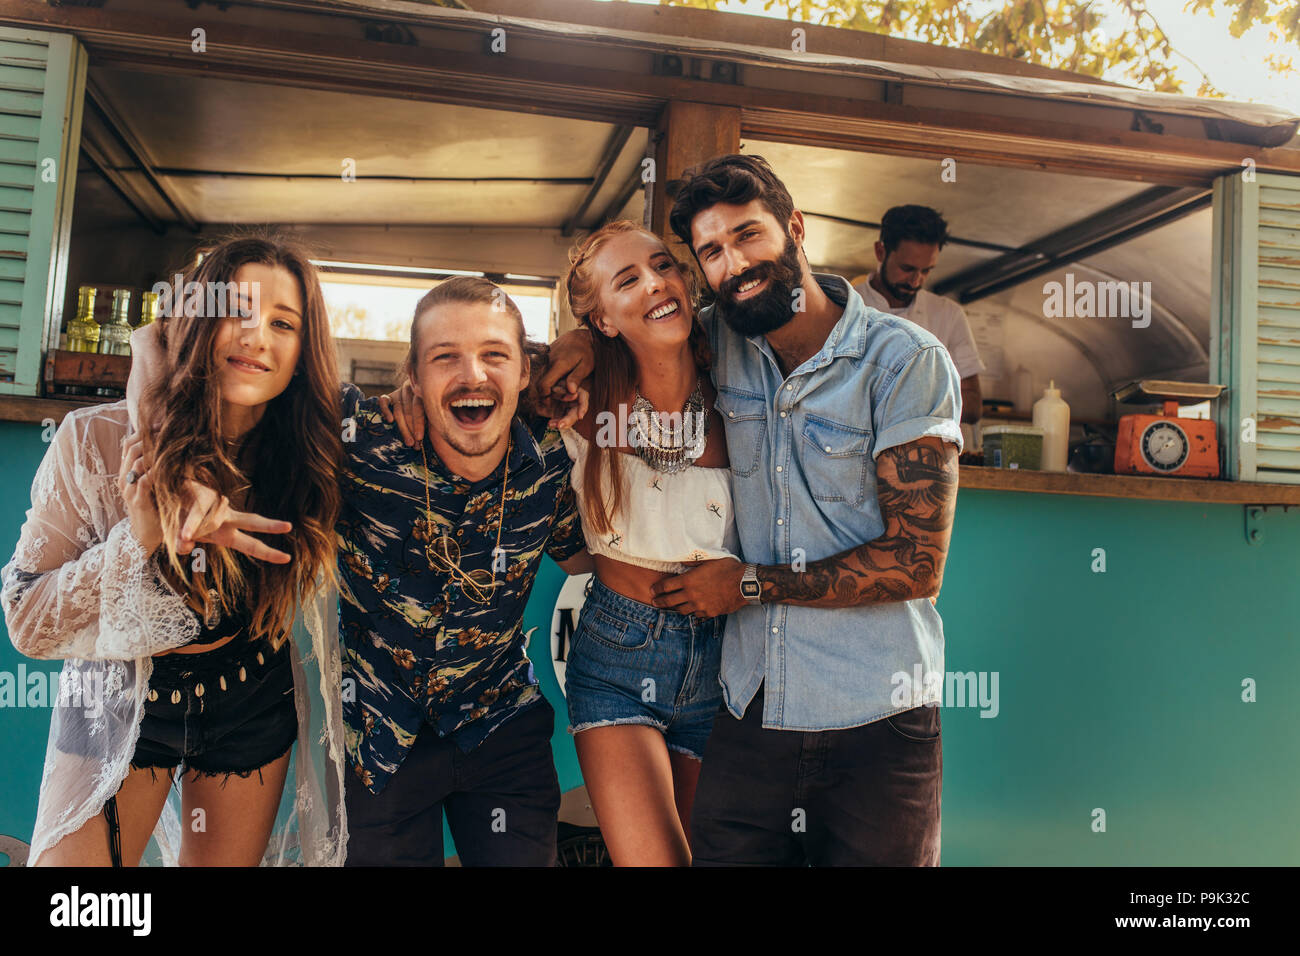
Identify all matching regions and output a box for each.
[560,427,742,573]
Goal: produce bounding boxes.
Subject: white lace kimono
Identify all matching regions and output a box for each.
[0,402,347,866]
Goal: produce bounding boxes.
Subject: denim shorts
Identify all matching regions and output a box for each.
[57,633,297,781]
[565,577,724,761]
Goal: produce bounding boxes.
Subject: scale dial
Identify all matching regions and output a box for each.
[1140,420,1190,472]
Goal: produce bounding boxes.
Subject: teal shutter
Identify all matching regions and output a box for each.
[1212,171,1300,483]
[0,27,85,395]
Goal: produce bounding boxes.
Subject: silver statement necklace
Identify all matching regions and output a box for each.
[629,377,708,474]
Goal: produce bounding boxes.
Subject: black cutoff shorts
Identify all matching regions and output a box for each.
[56,633,297,781]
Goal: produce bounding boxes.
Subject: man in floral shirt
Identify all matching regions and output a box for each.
[340,277,589,866]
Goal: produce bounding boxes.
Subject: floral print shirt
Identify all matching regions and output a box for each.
[338,385,584,794]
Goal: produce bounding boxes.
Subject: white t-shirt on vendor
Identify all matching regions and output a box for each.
[855,275,987,380]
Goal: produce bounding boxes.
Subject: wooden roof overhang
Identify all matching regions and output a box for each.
[2,0,1296,191]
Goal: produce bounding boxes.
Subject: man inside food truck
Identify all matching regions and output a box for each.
[852,204,985,425]
[543,154,963,865]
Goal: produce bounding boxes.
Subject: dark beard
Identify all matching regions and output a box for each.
[878,254,918,306]
[714,235,804,337]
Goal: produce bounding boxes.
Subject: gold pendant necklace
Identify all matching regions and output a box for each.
[419,435,510,604]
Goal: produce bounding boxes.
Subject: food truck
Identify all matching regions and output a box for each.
[1,0,1297,865]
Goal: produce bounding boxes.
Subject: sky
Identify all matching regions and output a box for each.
[1132,0,1295,107]
[604,0,1296,110]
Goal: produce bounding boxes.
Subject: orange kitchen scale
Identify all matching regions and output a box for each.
[1111,380,1226,479]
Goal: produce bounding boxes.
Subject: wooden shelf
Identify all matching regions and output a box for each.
[0,395,104,426]
[960,465,1300,505]
[2,401,1297,506]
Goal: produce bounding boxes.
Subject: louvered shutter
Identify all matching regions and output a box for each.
[1213,171,1300,483]
[0,27,85,395]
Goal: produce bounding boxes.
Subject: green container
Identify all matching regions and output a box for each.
[982,424,1044,470]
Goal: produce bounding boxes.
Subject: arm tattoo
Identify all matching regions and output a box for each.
[759,438,959,608]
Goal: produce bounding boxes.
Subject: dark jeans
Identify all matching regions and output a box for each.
[344,700,561,867]
[690,687,942,866]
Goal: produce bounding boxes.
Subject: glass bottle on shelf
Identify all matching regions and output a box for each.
[98,289,133,356]
[138,290,159,329]
[65,286,99,353]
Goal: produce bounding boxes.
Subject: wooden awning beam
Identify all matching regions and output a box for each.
[84,77,198,231]
[561,124,634,237]
[933,185,1212,303]
[5,1,1297,191]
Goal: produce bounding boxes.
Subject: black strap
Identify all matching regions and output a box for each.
[103,795,124,868]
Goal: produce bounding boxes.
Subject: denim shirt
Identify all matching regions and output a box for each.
[706,274,963,731]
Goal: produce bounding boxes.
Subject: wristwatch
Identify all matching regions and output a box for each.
[740,563,762,605]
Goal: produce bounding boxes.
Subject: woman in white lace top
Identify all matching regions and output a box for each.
[1,237,347,866]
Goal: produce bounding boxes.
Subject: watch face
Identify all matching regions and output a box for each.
[741,581,761,598]
[1140,421,1189,472]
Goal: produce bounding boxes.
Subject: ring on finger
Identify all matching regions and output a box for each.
[126,470,140,485]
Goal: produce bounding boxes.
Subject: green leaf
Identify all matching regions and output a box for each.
[655,0,1294,93]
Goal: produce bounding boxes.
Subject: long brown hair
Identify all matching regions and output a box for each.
[141,235,342,648]
[562,220,711,535]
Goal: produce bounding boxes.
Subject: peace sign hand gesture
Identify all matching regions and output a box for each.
[176,479,293,565]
